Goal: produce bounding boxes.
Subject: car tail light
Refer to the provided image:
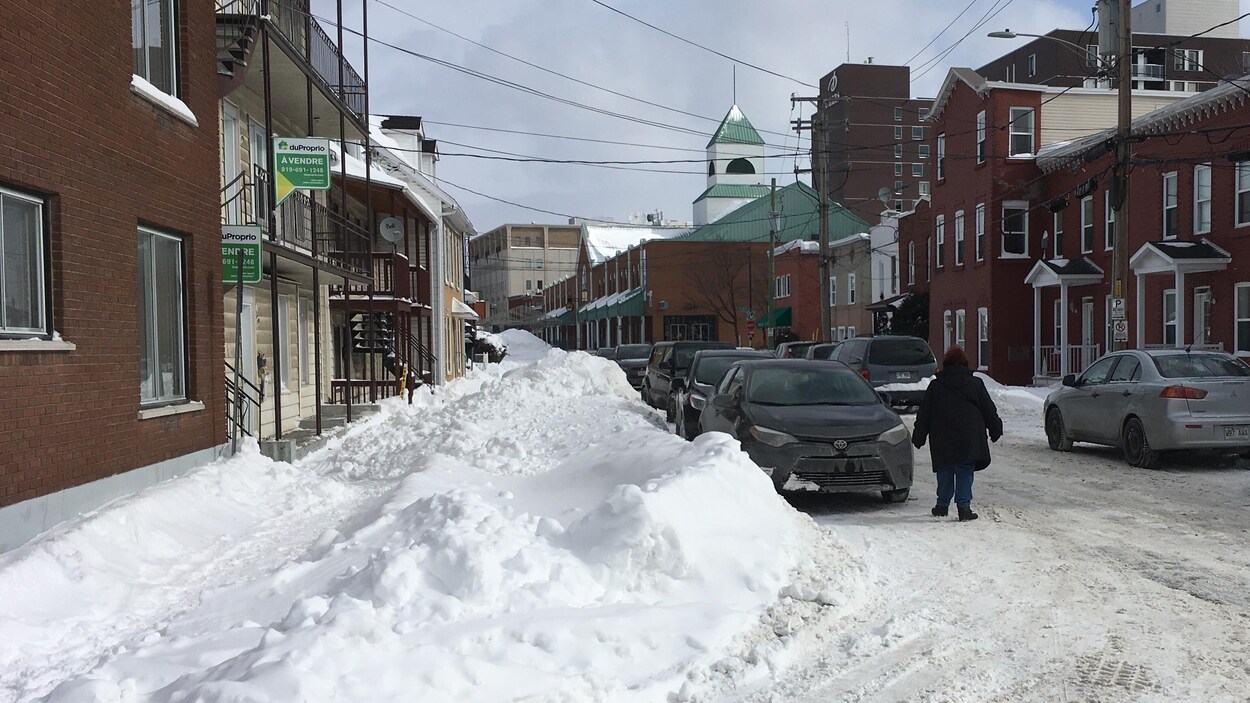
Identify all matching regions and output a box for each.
[860,369,871,381]
[1159,385,1208,400]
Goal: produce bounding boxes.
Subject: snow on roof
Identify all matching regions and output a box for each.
[773,240,820,256]
[829,232,872,249]
[583,224,692,263]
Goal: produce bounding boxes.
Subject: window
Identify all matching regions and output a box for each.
[847,326,856,338]
[0,186,48,336]
[918,144,931,159]
[894,107,903,121]
[935,215,945,269]
[1243,52,1250,75]
[956,310,966,351]
[776,273,791,299]
[894,126,903,140]
[277,294,293,388]
[912,126,923,141]
[937,134,946,180]
[514,236,523,247]
[1087,44,1099,67]
[137,226,185,405]
[1105,190,1116,250]
[895,180,904,195]
[1053,300,1063,346]
[1162,171,1178,239]
[537,279,543,289]
[536,259,544,269]
[525,279,532,291]
[912,163,923,177]
[524,236,532,246]
[975,203,985,261]
[919,108,930,120]
[726,158,755,174]
[1008,107,1035,157]
[848,273,857,305]
[1027,53,1036,77]
[894,144,903,159]
[1163,289,1177,346]
[1052,210,1063,258]
[1174,49,1202,71]
[1194,164,1212,234]
[1081,196,1094,253]
[977,308,989,369]
[891,255,899,294]
[1110,355,1142,383]
[1236,284,1250,354]
[132,0,179,95]
[1239,164,1250,226]
[895,163,904,177]
[829,275,837,306]
[954,210,965,266]
[1002,201,1029,258]
[976,111,986,164]
[896,200,905,211]
[1005,64,1016,82]
[943,310,952,351]
[918,181,931,196]
[908,241,915,285]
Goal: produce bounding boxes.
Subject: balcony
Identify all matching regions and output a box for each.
[331,254,413,304]
[1131,64,1165,81]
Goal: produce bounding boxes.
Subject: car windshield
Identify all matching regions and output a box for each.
[674,348,705,370]
[869,339,936,366]
[809,345,837,360]
[615,344,651,360]
[746,367,880,406]
[1153,353,1250,379]
[694,356,748,385]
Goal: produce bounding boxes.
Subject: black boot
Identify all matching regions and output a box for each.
[958,507,979,522]
[931,506,948,517]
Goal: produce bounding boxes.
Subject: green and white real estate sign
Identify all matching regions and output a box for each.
[273,137,331,206]
[222,225,263,285]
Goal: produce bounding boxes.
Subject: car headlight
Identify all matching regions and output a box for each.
[749,426,797,447]
[878,423,910,446]
[689,392,707,410]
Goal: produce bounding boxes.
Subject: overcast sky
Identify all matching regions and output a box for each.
[319,0,1247,233]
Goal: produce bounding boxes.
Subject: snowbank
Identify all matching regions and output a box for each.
[880,371,1050,417]
[17,345,848,702]
[496,328,550,364]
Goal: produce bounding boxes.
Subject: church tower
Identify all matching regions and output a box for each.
[693,105,769,225]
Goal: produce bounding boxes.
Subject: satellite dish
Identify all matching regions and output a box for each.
[378,216,404,243]
[877,187,892,205]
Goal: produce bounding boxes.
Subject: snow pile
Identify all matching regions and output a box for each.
[879,372,1049,417]
[20,346,848,702]
[496,328,552,365]
[473,327,507,355]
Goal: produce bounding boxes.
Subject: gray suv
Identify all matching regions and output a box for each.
[642,340,733,420]
[829,336,937,407]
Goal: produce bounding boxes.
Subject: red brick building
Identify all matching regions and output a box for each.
[1,1,224,547]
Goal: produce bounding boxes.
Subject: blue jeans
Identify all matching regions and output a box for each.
[935,463,976,509]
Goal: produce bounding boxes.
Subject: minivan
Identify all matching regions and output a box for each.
[828,335,937,407]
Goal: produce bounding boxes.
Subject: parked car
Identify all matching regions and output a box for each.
[804,343,841,360]
[642,340,734,420]
[699,359,913,502]
[611,343,653,389]
[775,341,829,359]
[827,335,937,407]
[594,348,616,358]
[674,349,774,440]
[1044,349,1250,468]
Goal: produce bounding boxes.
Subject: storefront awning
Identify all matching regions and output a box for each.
[758,306,792,328]
[607,288,644,318]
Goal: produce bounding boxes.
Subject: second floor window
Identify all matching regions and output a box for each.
[1162,172,1178,239]
[975,204,986,261]
[936,215,945,268]
[1002,202,1029,258]
[954,210,965,266]
[848,273,857,305]
[132,0,179,95]
[1009,107,1035,156]
[1194,164,1212,234]
[937,134,946,180]
[976,111,986,164]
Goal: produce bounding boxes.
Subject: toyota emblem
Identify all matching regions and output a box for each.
[833,440,848,451]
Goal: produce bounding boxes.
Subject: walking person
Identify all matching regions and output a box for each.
[912,346,1003,522]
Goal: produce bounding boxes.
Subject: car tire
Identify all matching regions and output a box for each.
[642,383,653,408]
[1123,417,1162,469]
[1045,407,1073,452]
[881,488,910,503]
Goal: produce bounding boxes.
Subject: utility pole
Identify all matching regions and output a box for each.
[791,93,832,341]
[767,178,778,348]
[1106,0,1132,351]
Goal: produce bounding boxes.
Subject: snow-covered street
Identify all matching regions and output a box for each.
[4,331,1250,702]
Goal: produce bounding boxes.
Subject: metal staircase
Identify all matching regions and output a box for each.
[215,0,262,98]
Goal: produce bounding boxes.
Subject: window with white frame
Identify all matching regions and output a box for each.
[132,0,179,95]
[1162,171,1178,239]
[1008,107,1035,157]
[976,111,986,164]
[954,210,965,266]
[1237,283,1250,354]
[895,162,904,177]
[138,226,186,405]
[0,186,49,336]
[895,180,904,195]
[836,326,847,341]
[955,309,966,351]
[1053,299,1062,346]
[1194,164,1212,234]
[894,107,903,121]
[919,107,930,120]
[1163,290,1177,346]
[935,215,945,268]
[1238,164,1250,226]
[894,144,903,159]
[937,134,946,180]
[1087,44,1099,67]
[829,275,837,307]
[912,163,923,177]
[1052,209,1063,258]
[912,126,923,141]
[775,273,791,299]
[1027,54,1036,77]
[977,308,989,369]
[918,181,931,196]
[974,203,985,261]
[526,279,532,291]
[894,126,903,140]
[848,326,856,338]
[1081,196,1094,253]
[848,273,857,305]
[943,310,952,350]
[1005,64,1016,82]
[1002,201,1029,258]
[1173,49,1202,71]
[1104,190,1116,250]
[918,144,930,159]
[908,241,915,285]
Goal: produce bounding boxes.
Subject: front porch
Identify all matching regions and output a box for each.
[1131,239,1232,350]
[1026,257,1105,383]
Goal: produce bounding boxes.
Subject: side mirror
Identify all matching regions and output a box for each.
[1062,374,1078,388]
[711,394,737,410]
[877,391,892,405]
[852,357,864,365]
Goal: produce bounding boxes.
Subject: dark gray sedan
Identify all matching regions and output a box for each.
[1044,349,1250,468]
[674,349,773,440]
[699,360,914,502]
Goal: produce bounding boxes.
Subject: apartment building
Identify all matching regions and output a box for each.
[468,224,581,327]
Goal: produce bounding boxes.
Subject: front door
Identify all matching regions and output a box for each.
[1194,288,1212,346]
[1081,298,1095,369]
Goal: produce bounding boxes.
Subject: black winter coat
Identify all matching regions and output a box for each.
[912,365,1004,471]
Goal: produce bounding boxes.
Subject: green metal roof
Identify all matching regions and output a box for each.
[707,105,765,148]
[678,181,870,245]
[692,183,773,204]
[609,289,644,318]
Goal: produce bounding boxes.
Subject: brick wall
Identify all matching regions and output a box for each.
[0,1,224,507]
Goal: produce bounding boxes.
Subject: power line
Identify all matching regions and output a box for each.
[901,0,986,67]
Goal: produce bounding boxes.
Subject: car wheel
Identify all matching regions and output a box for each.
[674,406,687,438]
[1123,417,1162,469]
[881,488,910,503]
[1045,407,1073,452]
[642,383,652,407]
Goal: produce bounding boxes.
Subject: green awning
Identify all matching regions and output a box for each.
[607,288,644,318]
[557,309,574,325]
[758,307,792,328]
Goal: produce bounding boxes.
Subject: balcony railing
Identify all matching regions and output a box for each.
[1037,344,1101,377]
[252,165,372,277]
[1132,64,1165,80]
[332,253,412,300]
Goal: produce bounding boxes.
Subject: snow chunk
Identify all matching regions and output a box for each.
[130,75,198,126]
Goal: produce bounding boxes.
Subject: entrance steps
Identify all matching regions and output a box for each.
[259,404,381,463]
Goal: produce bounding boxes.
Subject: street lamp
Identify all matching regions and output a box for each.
[988,29,1106,73]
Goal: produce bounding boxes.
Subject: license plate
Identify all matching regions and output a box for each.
[1223,425,1250,440]
[798,458,867,473]
[893,372,912,381]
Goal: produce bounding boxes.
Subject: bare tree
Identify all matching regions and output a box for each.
[688,244,768,345]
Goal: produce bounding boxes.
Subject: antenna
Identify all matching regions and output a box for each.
[733,65,737,104]
[845,21,850,63]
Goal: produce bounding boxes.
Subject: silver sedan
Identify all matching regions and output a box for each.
[1044,349,1250,468]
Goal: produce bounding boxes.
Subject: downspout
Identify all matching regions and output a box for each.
[432,212,447,384]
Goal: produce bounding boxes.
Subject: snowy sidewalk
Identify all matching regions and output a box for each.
[0,332,859,703]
